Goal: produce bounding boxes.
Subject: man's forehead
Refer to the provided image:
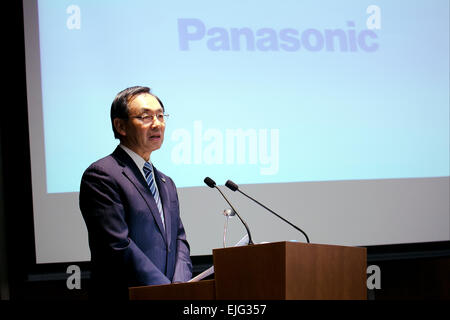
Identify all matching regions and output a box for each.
[129,93,162,111]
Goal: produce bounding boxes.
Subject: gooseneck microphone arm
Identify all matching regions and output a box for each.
[204,177,254,245]
[225,180,310,244]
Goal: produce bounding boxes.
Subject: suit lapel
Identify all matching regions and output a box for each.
[113,147,168,243]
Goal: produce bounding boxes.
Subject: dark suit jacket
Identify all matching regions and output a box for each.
[79,146,192,299]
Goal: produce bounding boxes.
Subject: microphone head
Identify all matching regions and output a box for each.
[204,177,216,188]
[225,180,239,191]
[223,208,236,217]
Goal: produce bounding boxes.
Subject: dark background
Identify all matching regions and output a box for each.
[1,1,448,301]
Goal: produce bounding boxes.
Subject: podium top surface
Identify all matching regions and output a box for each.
[212,241,367,254]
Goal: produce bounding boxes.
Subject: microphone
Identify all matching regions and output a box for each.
[204,177,254,245]
[225,180,310,243]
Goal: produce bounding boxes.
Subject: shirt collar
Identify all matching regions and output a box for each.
[119,144,151,178]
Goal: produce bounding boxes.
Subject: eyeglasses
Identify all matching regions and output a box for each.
[130,113,169,124]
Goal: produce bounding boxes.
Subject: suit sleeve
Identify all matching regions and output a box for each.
[79,164,171,286]
[171,188,193,283]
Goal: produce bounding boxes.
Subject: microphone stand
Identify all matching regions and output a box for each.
[226,180,310,244]
[214,186,254,245]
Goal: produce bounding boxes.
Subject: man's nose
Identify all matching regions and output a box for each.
[150,117,163,128]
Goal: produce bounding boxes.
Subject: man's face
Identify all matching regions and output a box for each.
[117,93,165,160]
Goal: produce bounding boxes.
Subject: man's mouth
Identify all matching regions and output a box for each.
[149,133,161,140]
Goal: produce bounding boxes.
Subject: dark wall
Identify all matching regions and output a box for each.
[366,243,450,300]
[7,251,450,300]
[1,0,36,300]
[0,112,8,299]
[372,257,450,300]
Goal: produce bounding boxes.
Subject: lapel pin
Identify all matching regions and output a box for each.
[161,177,166,183]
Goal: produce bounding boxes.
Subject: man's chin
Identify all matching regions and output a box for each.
[149,143,163,153]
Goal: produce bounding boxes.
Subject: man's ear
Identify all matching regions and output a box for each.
[113,118,127,137]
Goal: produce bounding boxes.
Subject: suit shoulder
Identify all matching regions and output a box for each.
[82,153,120,177]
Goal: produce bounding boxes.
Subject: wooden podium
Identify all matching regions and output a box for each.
[129,241,367,300]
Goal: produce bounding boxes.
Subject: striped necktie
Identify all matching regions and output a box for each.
[143,162,165,229]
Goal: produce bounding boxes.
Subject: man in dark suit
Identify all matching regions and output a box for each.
[79,86,192,300]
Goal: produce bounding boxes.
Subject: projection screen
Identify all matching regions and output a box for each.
[23,0,449,263]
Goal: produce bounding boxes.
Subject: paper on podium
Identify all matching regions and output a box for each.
[188,234,249,282]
